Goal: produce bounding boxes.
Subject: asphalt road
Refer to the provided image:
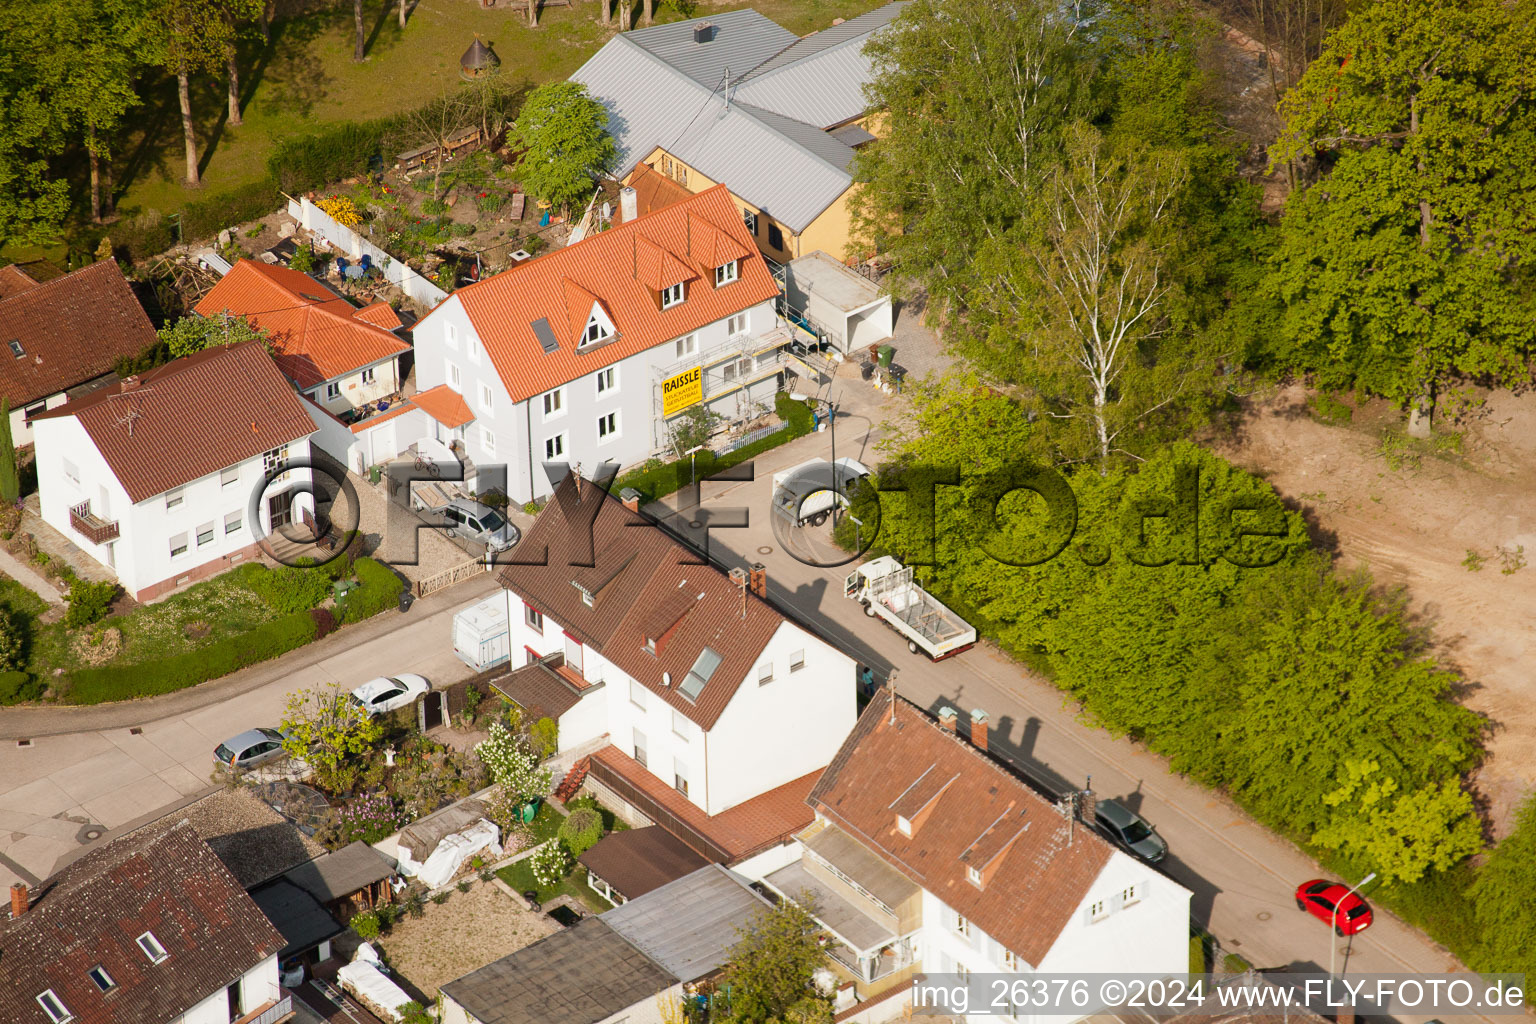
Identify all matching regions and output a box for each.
[645,417,1485,1024]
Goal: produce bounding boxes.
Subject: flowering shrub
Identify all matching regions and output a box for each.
[529,841,572,888]
[475,723,552,803]
[321,792,412,849]
[317,194,363,227]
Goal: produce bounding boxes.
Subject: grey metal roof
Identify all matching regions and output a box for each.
[571,28,857,232]
[441,917,677,1024]
[626,9,799,88]
[602,864,773,981]
[802,823,920,908]
[733,2,909,128]
[830,122,877,148]
[763,859,896,953]
[281,841,394,903]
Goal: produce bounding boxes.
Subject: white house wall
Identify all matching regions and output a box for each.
[502,590,851,817]
[36,413,314,597]
[414,294,784,503]
[304,355,402,416]
[1036,850,1191,976]
[702,621,856,814]
[175,954,279,1024]
[11,391,70,448]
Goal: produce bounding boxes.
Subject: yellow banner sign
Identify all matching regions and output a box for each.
[662,366,703,416]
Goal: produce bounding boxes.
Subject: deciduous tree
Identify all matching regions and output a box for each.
[149,0,240,187]
[1469,793,1536,977]
[281,685,384,791]
[158,311,268,358]
[507,82,616,217]
[1311,759,1482,883]
[722,900,831,1024]
[1269,0,1536,436]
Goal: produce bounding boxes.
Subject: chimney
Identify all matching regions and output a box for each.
[120,375,140,391]
[748,562,767,599]
[1079,779,1097,826]
[938,706,958,733]
[693,22,716,44]
[10,882,28,918]
[619,186,638,223]
[969,708,988,751]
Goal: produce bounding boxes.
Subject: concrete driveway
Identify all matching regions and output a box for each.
[646,414,1480,1024]
[0,575,499,888]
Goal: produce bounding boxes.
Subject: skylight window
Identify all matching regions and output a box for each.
[136,930,168,963]
[37,990,72,1023]
[678,647,722,700]
[87,965,116,992]
[8,340,23,359]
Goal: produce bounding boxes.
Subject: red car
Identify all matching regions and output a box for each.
[1295,879,1374,936]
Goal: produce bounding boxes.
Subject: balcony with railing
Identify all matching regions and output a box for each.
[69,501,119,545]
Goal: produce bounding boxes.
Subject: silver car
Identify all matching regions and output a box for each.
[1094,799,1168,864]
[441,499,519,552]
[214,728,289,770]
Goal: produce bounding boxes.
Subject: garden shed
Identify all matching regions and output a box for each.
[782,250,892,356]
[281,841,395,922]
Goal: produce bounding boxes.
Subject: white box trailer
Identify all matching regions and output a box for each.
[453,595,510,671]
[772,457,870,527]
[845,555,977,660]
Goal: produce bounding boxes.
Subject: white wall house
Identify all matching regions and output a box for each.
[409,185,793,503]
[32,342,317,602]
[760,693,1194,1023]
[493,474,858,820]
[0,821,287,1024]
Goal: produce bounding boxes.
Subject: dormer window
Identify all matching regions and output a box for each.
[136,930,169,963]
[580,304,615,347]
[661,281,686,309]
[37,991,72,1023]
[714,261,739,287]
[645,637,657,654]
[966,865,983,888]
[896,815,912,837]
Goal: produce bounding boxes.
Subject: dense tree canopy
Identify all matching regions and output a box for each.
[508,82,616,216]
[1268,0,1536,433]
[159,311,268,358]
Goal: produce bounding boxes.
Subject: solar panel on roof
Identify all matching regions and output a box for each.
[531,317,560,353]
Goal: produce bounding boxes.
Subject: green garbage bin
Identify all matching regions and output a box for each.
[877,344,895,368]
[333,579,359,601]
[369,465,381,485]
[519,798,541,824]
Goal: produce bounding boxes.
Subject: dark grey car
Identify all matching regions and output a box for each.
[441,499,519,552]
[1094,799,1168,864]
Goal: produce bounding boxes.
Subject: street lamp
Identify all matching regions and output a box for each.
[790,391,838,523]
[1329,872,1375,978]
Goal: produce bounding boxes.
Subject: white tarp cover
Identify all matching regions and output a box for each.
[338,959,413,1022]
[414,817,502,888]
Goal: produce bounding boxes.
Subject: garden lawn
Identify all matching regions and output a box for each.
[0,576,49,621]
[525,800,565,844]
[26,571,280,677]
[109,0,890,222]
[497,854,608,912]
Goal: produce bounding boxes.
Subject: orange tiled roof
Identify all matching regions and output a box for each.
[353,300,404,331]
[809,691,1117,967]
[589,744,818,862]
[621,163,694,222]
[433,185,778,402]
[195,261,409,391]
[411,384,475,428]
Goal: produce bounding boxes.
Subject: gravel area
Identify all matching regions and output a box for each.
[378,881,559,998]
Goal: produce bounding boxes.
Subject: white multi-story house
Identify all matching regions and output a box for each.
[195,259,410,419]
[402,184,791,503]
[491,473,857,872]
[0,821,288,1024]
[762,691,1194,1022]
[32,341,317,601]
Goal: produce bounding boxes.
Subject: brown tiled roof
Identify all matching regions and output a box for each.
[490,653,586,720]
[588,743,817,862]
[0,264,42,299]
[577,825,709,900]
[32,340,316,503]
[808,691,1116,967]
[498,475,784,730]
[195,260,409,391]
[0,820,285,1024]
[0,259,157,407]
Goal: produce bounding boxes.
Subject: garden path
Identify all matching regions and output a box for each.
[0,547,64,606]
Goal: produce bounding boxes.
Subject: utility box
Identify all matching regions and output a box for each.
[453,594,510,671]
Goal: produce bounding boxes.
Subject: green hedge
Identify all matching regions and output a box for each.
[267,120,396,195]
[62,610,318,705]
[0,670,39,704]
[614,392,816,502]
[340,557,406,623]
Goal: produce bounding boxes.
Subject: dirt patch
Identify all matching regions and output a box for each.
[1214,383,1536,835]
[377,881,558,998]
[71,627,123,666]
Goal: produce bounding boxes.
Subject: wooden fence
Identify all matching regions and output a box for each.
[414,556,490,598]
